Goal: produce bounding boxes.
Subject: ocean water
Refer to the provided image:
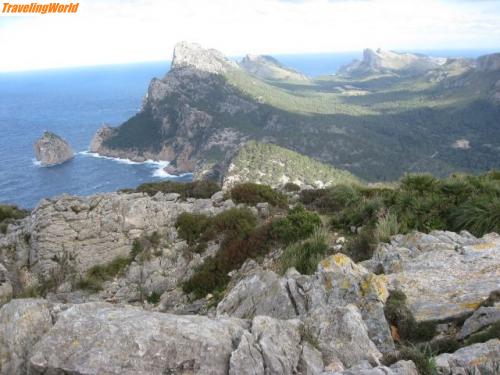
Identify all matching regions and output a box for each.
[0,50,496,208]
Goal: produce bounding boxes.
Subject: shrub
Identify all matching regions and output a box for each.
[382,345,435,375]
[136,180,220,199]
[176,213,211,245]
[230,182,288,207]
[384,290,436,343]
[344,228,378,262]
[147,291,162,304]
[375,211,400,242]
[271,205,321,244]
[0,205,29,233]
[465,321,500,345]
[283,182,301,192]
[450,196,500,236]
[77,256,132,291]
[209,207,257,240]
[279,227,329,275]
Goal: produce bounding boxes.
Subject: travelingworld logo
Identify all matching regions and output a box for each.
[2,2,79,14]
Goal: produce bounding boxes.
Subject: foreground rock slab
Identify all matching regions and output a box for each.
[435,339,500,375]
[29,302,249,375]
[365,231,500,322]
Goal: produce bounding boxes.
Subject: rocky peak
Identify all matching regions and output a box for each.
[33,131,74,167]
[170,41,239,75]
[476,52,500,72]
[239,54,308,81]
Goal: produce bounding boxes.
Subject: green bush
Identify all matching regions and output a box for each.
[77,256,132,292]
[230,182,288,207]
[382,346,435,375]
[283,182,301,192]
[450,196,500,236]
[344,228,378,262]
[279,228,329,275]
[271,205,321,244]
[375,211,400,242]
[465,321,500,345]
[0,204,29,233]
[384,290,436,343]
[175,212,211,245]
[135,180,220,199]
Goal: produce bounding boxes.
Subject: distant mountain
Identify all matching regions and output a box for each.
[338,48,447,77]
[239,54,309,81]
[91,42,500,182]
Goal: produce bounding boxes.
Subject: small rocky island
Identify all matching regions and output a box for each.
[34,131,74,167]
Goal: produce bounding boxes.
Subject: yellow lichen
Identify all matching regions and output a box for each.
[471,243,495,251]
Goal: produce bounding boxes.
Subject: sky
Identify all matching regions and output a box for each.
[0,0,500,72]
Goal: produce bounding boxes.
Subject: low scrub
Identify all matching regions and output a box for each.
[270,205,321,244]
[0,204,29,233]
[382,345,436,375]
[175,212,211,245]
[77,256,132,292]
[229,182,287,207]
[135,180,220,199]
[279,227,329,275]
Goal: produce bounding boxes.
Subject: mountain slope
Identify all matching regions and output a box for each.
[90,42,500,182]
[222,141,360,188]
[239,54,309,81]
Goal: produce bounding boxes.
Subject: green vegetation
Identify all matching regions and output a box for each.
[270,205,321,244]
[226,141,360,188]
[0,204,29,234]
[134,180,220,199]
[382,345,436,375]
[279,227,329,275]
[229,182,288,207]
[182,206,321,299]
[176,213,211,245]
[465,321,500,346]
[384,290,436,343]
[77,256,132,292]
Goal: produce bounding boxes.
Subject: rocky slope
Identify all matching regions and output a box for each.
[222,141,360,189]
[1,183,499,374]
[89,42,500,182]
[239,54,309,81]
[338,49,446,77]
[33,131,74,166]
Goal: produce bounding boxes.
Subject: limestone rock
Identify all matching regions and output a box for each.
[34,131,74,166]
[305,304,382,368]
[458,303,500,339]
[229,331,265,375]
[172,41,239,75]
[476,52,500,72]
[434,339,500,375]
[0,299,53,375]
[217,270,298,319]
[299,342,324,375]
[367,230,500,322]
[239,54,308,81]
[325,360,418,375]
[29,302,249,375]
[0,263,12,307]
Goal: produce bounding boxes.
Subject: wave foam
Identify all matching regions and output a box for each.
[79,151,187,179]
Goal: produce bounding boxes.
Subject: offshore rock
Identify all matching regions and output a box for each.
[33,131,74,166]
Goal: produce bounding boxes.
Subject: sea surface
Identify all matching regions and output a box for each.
[0,50,496,208]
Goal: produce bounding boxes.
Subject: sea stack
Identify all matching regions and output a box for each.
[34,131,74,166]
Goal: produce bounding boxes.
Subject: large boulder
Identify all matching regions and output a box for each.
[458,303,500,340]
[29,303,249,375]
[33,131,74,166]
[365,231,500,322]
[305,304,382,369]
[0,299,53,375]
[218,253,394,354]
[434,339,500,375]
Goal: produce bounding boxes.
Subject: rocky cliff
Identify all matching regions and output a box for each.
[239,54,309,81]
[33,131,74,166]
[89,42,500,182]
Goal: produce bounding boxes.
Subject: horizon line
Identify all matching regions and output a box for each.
[1,47,499,74]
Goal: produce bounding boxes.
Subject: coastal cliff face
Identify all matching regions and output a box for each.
[33,131,74,166]
[90,42,500,182]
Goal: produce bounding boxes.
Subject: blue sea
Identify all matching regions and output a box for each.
[0,49,497,208]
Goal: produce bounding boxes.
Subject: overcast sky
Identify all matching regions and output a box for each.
[0,0,500,72]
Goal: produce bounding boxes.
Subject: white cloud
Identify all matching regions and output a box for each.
[0,0,499,71]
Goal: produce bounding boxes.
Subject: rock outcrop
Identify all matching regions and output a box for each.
[476,53,500,73]
[239,54,308,81]
[33,131,74,166]
[435,339,500,375]
[338,48,445,77]
[363,230,500,323]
